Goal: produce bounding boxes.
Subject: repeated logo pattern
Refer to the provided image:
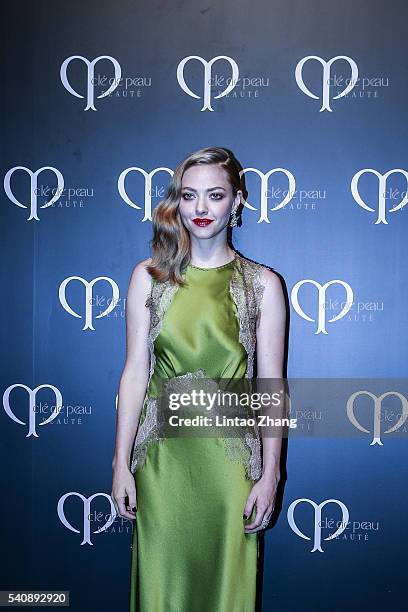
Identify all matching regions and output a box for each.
[2,48,404,549]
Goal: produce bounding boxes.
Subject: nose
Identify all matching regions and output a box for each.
[195,195,209,216]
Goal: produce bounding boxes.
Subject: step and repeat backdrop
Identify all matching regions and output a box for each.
[1,1,407,610]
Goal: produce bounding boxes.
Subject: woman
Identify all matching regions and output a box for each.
[111,147,286,611]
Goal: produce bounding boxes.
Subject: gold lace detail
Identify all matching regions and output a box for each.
[130,253,267,481]
[145,280,180,382]
[229,254,266,379]
[130,396,160,473]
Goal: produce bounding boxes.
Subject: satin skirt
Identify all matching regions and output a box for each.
[129,435,259,611]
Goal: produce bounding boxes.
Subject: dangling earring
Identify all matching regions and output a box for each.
[229,208,238,227]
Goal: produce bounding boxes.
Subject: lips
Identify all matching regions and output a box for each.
[192,218,214,227]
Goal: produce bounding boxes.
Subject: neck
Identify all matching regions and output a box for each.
[189,246,235,268]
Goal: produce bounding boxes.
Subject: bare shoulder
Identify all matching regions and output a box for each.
[125,260,152,348]
[259,266,281,292]
[258,264,281,286]
[240,255,282,299]
[258,265,285,319]
[130,257,153,280]
[127,257,153,302]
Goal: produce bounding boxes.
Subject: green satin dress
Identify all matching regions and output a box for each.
[129,255,263,612]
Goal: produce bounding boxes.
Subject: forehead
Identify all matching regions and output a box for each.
[181,164,230,187]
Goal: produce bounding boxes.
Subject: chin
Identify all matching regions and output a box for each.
[190,229,216,239]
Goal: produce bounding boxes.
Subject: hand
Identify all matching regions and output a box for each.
[243,471,280,533]
[111,463,138,520]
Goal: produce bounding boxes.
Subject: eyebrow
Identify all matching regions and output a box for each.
[181,186,226,192]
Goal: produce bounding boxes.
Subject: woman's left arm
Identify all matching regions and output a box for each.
[244,268,286,533]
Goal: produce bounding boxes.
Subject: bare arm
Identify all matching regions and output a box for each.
[256,268,286,481]
[244,268,286,532]
[111,258,152,518]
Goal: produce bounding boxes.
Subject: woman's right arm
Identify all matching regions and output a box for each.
[111,258,152,519]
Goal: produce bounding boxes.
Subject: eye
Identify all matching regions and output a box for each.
[210,192,224,200]
[182,192,194,200]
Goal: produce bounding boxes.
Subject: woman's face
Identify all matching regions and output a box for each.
[178,164,241,239]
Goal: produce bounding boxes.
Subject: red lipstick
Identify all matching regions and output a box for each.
[192,218,214,227]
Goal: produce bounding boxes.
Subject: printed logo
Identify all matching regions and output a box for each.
[4,166,64,221]
[240,167,296,222]
[351,169,408,224]
[177,55,239,111]
[118,166,174,221]
[287,498,349,552]
[59,277,120,330]
[60,55,122,110]
[295,55,358,111]
[291,280,353,333]
[346,390,408,445]
[57,492,117,545]
[3,383,62,437]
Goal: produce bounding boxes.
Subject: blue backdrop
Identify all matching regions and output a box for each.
[1,1,407,610]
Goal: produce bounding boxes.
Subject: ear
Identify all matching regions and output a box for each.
[232,190,242,214]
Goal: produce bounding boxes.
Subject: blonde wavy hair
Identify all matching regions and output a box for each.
[146,146,247,285]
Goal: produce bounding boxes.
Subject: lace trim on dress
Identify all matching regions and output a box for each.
[225,254,266,480]
[130,254,267,481]
[129,280,180,474]
[145,280,180,383]
[130,369,208,473]
[229,254,266,379]
[130,396,160,473]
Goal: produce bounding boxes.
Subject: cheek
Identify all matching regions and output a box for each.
[178,200,191,219]
[216,202,232,219]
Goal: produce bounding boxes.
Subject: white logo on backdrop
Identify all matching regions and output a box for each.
[118,166,174,221]
[291,280,353,334]
[351,169,408,224]
[59,277,120,331]
[287,498,349,552]
[177,55,239,111]
[3,383,62,437]
[346,390,408,445]
[4,166,64,221]
[240,168,296,222]
[295,55,358,112]
[60,55,122,111]
[57,492,117,545]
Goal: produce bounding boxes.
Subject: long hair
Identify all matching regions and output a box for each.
[146,146,247,284]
